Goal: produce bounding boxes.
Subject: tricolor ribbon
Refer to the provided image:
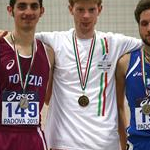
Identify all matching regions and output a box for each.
[72,31,96,92]
[10,33,35,93]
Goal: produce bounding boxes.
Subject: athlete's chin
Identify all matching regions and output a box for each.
[22,19,38,26]
[21,26,35,32]
[80,26,93,33]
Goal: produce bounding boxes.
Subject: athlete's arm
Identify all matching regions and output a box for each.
[44,45,55,105]
[115,53,130,150]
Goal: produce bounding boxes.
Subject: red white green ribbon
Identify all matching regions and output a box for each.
[141,48,148,96]
[11,33,35,93]
[72,31,96,92]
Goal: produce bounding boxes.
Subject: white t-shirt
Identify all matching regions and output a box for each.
[36,29,142,150]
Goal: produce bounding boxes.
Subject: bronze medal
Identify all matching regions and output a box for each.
[20,97,29,109]
[78,95,89,107]
[73,32,96,108]
[142,104,150,115]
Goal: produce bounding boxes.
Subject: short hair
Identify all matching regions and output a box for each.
[135,0,150,23]
[9,0,43,8]
[68,0,102,7]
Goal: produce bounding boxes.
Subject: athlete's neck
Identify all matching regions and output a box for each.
[75,29,95,39]
[10,29,35,56]
[12,29,34,46]
[144,45,150,57]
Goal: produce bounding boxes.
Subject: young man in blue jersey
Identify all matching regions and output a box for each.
[0,0,142,150]
[116,0,150,149]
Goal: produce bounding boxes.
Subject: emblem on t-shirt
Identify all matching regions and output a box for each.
[97,55,111,71]
[6,59,15,70]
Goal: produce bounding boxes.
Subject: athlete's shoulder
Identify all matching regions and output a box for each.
[95,30,141,43]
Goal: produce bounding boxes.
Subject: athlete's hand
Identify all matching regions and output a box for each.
[0,30,8,39]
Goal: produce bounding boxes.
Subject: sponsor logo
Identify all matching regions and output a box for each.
[6,59,15,70]
[6,91,35,102]
[133,72,142,77]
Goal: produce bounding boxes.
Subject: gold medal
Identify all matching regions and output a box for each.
[142,104,150,115]
[73,32,95,108]
[78,95,89,107]
[20,97,29,109]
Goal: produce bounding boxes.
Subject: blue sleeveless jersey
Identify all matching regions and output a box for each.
[126,49,150,137]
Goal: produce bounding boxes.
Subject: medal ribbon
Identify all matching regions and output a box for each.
[98,38,108,116]
[11,33,35,93]
[72,31,96,92]
[141,48,149,96]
